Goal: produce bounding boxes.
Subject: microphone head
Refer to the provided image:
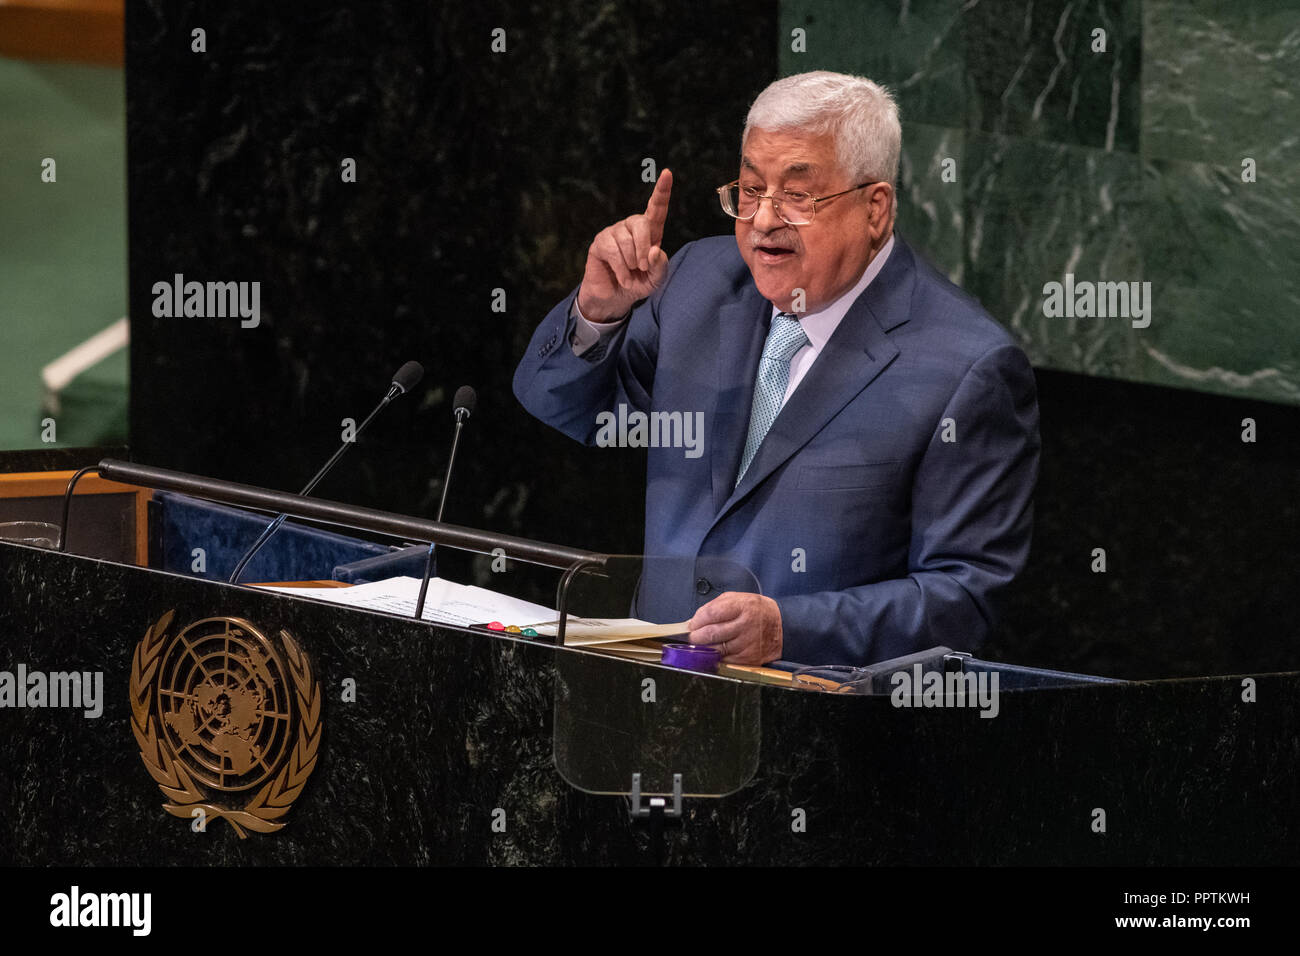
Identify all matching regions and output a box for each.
[391,360,424,395]
[453,385,477,420]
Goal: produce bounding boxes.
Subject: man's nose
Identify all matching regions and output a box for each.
[752,194,787,233]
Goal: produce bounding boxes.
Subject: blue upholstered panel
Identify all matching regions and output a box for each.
[152,491,396,583]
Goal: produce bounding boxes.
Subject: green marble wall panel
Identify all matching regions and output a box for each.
[1142,0,1300,165]
[896,121,966,282]
[780,0,1300,405]
[965,0,1141,152]
[779,0,967,129]
[1135,157,1300,404]
[961,133,1147,379]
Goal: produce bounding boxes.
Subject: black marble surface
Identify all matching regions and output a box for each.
[2,542,1296,865]
[990,368,1300,682]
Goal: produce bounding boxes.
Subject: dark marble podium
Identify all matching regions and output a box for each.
[1,539,1295,866]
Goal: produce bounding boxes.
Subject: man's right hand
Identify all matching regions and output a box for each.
[576,169,673,322]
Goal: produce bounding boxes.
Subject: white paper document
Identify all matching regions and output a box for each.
[258,576,555,629]
[257,576,689,646]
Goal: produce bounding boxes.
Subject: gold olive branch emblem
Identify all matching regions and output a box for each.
[129,611,322,838]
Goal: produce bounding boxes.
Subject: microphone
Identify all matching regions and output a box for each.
[414,385,476,619]
[228,360,425,584]
[452,385,476,424]
[390,360,424,398]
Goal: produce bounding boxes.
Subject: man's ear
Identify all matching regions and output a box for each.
[868,183,894,239]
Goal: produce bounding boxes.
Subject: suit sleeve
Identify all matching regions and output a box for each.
[775,342,1041,665]
[512,242,697,444]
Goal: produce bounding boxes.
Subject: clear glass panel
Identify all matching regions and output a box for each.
[552,555,763,797]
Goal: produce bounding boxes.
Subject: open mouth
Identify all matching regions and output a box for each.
[754,245,795,263]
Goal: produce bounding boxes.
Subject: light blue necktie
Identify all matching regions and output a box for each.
[735,312,808,487]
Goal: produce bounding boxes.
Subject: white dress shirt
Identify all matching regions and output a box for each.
[571,234,895,410]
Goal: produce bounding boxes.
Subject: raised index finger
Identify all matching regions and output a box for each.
[643,168,673,239]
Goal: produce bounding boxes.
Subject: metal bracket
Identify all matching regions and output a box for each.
[943,651,972,674]
[628,773,683,820]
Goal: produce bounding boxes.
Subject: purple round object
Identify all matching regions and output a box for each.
[661,643,722,674]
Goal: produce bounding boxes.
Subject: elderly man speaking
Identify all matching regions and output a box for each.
[514,71,1040,667]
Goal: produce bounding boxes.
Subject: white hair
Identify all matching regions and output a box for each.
[742,71,901,206]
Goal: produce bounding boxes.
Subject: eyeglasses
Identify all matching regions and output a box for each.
[716,180,879,226]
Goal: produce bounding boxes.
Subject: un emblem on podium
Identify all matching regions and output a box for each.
[129,612,322,837]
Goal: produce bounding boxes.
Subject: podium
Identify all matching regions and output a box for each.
[1,454,1296,865]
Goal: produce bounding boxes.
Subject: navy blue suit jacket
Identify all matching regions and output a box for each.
[513,233,1040,665]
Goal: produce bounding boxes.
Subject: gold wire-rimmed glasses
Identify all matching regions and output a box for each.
[716,180,879,226]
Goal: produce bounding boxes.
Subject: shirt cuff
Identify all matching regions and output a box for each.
[569,295,629,357]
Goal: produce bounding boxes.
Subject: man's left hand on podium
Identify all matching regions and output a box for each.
[687,592,782,665]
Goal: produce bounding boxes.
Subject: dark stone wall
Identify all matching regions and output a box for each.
[126,0,1300,681]
[988,368,1300,681]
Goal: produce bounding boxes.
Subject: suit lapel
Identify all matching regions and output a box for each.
[709,285,770,517]
[708,236,917,531]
